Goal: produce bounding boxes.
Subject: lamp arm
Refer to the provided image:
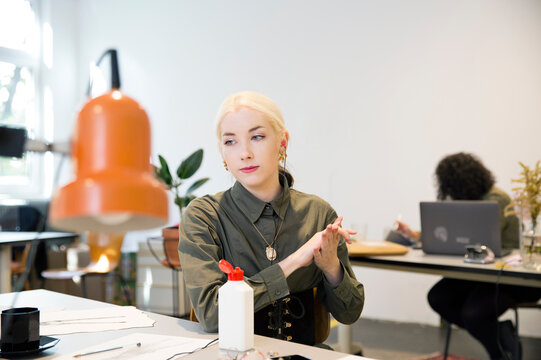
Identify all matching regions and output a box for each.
[0,125,69,158]
[86,48,121,97]
[24,138,70,155]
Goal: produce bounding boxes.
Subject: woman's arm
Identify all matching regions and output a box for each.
[310,213,364,324]
[396,220,420,241]
[281,212,364,324]
[319,234,365,324]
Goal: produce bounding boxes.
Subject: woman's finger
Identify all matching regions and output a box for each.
[338,227,355,244]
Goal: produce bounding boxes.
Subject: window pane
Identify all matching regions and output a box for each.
[0,61,35,130]
[0,155,29,181]
[0,60,35,183]
[0,0,38,53]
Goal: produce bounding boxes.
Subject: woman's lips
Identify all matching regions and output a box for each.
[240,166,258,173]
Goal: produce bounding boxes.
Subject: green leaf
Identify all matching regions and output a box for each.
[154,166,161,180]
[183,195,196,207]
[186,178,210,195]
[174,195,196,210]
[157,155,173,185]
[155,167,172,186]
[177,149,203,179]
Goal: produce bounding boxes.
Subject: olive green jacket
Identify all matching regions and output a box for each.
[483,187,519,249]
[178,181,364,332]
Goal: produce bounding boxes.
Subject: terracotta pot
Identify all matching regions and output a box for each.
[161,226,180,268]
[162,226,179,239]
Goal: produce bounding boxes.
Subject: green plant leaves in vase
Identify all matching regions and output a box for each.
[505,160,541,231]
[155,149,210,218]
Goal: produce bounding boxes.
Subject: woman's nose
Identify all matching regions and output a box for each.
[240,143,253,160]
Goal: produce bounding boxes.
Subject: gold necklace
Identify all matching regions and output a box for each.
[252,203,288,261]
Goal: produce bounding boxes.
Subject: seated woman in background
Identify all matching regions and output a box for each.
[397,152,541,360]
[178,91,364,345]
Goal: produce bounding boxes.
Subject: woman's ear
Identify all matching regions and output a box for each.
[281,131,290,149]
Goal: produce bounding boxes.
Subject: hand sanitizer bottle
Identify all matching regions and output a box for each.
[218,259,254,351]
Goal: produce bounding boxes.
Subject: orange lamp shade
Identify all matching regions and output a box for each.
[49,90,168,233]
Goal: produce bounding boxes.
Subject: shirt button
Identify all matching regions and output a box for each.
[275,290,280,295]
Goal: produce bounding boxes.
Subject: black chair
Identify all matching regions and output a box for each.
[0,205,46,290]
[442,301,541,360]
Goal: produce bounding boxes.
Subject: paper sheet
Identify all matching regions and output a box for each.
[57,332,214,360]
[40,306,155,335]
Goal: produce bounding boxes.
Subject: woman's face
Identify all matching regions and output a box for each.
[220,108,283,193]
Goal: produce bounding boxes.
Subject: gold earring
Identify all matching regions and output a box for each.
[223,161,228,171]
[278,150,286,164]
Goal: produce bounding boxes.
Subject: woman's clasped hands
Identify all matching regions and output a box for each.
[292,216,356,286]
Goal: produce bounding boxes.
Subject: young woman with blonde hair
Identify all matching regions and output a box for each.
[179,91,364,345]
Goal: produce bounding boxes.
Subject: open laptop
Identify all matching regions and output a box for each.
[420,201,509,257]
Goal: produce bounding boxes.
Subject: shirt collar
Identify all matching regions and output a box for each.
[231,181,291,223]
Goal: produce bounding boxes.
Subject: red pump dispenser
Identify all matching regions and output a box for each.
[219,259,244,281]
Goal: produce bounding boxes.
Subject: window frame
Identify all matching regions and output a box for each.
[0,0,48,200]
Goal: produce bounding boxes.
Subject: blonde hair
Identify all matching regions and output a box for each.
[215,91,287,140]
[216,91,293,186]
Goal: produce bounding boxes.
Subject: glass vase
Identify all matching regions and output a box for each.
[521,220,541,272]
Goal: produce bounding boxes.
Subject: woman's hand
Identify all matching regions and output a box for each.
[279,216,354,284]
[336,216,357,244]
[280,228,324,276]
[395,220,420,241]
[313,218,344,286]
[295,216,353,269]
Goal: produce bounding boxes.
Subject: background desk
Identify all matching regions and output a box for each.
[337,248,541,353]
[0,232,78,293]
[350,249,541,288]
[0,290,366,359]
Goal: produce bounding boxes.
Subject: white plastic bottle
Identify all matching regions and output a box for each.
[218,259,254,351]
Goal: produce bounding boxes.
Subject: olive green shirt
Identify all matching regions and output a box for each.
[179,181,364,332]
[483,187,519,249]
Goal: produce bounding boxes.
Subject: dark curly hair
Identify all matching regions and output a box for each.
[435,152,495,200]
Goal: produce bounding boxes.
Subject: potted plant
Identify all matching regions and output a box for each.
[155,149,210,238]
[505,160,541,271]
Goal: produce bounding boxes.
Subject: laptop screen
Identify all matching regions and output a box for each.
[420,201,505,257]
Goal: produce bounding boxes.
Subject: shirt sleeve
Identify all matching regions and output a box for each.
[484,189,519,249]
[178,198,291,333]
[317,208,365,324]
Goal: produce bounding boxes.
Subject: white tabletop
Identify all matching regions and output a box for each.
[0,290,367,359]
[350,248,541,288]
[0,232,77,245]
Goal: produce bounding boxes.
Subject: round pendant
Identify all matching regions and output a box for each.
[266,246,277,261]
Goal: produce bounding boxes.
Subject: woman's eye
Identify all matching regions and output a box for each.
[224,139,235,146]
[252,134,265,141]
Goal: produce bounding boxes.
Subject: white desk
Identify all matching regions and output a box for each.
[0,232,78,294]
[349,249,541,288]
[336,248,541,354]
[0,290,367,359]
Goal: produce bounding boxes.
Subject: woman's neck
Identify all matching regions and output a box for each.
[244,178,282,203]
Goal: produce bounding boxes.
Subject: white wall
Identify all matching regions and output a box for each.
[48,0,541,336]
